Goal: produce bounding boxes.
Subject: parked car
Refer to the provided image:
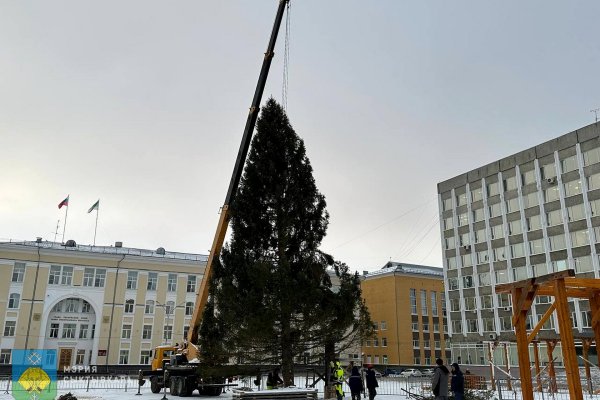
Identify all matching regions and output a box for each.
[421,368,435,376]
[384,368,400,377]
[400,368,422,377]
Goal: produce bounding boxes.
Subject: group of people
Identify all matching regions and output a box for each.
[431,358,465,400]
[332,361,379,400]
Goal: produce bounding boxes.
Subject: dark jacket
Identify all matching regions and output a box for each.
[348,367,363,393]
[451,363,465,394]
[365,369,378,389]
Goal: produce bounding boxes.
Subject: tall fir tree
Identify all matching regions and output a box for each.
[199,98,372,385]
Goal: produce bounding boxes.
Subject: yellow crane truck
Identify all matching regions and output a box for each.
[146,1,290,396]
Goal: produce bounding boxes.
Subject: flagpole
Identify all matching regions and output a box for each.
[93,207,99,246]
[62,205,69,243]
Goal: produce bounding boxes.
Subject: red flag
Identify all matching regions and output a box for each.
[58,195,69,209]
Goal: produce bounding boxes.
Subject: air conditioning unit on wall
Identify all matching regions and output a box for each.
[547,177,557,184]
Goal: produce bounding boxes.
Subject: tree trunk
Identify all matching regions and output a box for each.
[324,338,336,398]
[281,317,294,386]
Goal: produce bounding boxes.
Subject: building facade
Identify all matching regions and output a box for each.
[360,262,450,368]
[438,122,600,365]
[0,240,205,370]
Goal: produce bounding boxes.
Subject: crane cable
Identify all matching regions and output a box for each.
[282,1,291,111]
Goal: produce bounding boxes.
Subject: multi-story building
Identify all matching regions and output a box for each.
[438,122,600,366]
[0,239,205,370]
[360,262,450,368]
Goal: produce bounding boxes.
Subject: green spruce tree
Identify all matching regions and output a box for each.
[199,98,372,385]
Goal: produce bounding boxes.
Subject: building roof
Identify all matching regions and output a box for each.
[0,239,207,262]
[363,261,443,279]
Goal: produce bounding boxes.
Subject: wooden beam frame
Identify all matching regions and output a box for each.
[527,303,556,343]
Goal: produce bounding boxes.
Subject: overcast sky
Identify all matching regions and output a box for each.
[1,1,599,273]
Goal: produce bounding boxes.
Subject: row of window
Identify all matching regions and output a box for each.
[0,349,152,366]
[412,339,442,349]
[443,146,600,211]
[446,190,600,234]
[126,300,195,315]
[409,289,444,316]
[411,321,447,333]
[10,263,199,293]
[364,337,388,347]
[49,323,95,339]
[364,355,388,365]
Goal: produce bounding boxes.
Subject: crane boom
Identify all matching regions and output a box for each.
[187,0,290,351]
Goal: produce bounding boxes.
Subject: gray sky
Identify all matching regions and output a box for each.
[1,1,599,273]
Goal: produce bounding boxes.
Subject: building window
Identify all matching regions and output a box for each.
[456,193,467,207]
[431,292,438,316]
[163,326,173,341]
[505,198,519,213]
[461,253,472,267]
[476,250,489,265]
[491,224,504,240]
[433,322,440,332]
[448,277,459,291]
[122,324,132,339]
[458,213,469,227]
[444,216,454,231]
[3,321,16,337]
[564,179,582,197]
[463,275,474,289]
[8,293,20,309]
[83,268,106,287]
[447,257,457,270]
[487,182,499,197]
[185,302,194,316]
[421,290,428,315]
[549,234,566,251]
[452,320,462,333]
[12,262,25,282]
[521,170,536,186]
[423,322,429,331]
[444,236,455,250]
[471,187,483,202]
[483,318,495,332]
[373,337,379,347]
[0,349,11,364]
[529,238,545,255]
[423,339,430,348]
[49,323,59,338]
[567,203,586,221]
[498,293,511,307]
[76,349,86,365]
[481,295,494,309]
[575,256,594,273]
[380,321,387,330]
[382,338,387,347]
[464,297,476,311]
[510,243,525,258]
[410,289,417,314]
[165,301,175,316]
[471,208,484,223]
[168,274,177,291]
[414,356,421,365]
[478,272,491,286]
[412,322,418,331]
[124,299,134,313]
[508,220,522,235]
[187,275,197,293]
[413,340,419,348]
[82,301,91,313]
[526,215,542,231]
[62,324,76,339]
[184,326,190,338]
[91,324,95,339]
[513,265,528,281]
[79,324,88,339]
[142,325,152,340]
[588,173,600,191]
[581,311,592,328]
[544,187,560,203]
[373,321,379,330]
[546,209,563,227]
[49,266,61,285]
[541,163,556,179]
[495,269,509,284]
[435,340,441,349]
[443,198,453,211]
[147,273,158,291]
[504,176,517,192]
[475,228,486,243]
[61,266,73,285]
[119,350,129,365]
[489,203,502,218]
[523,192,539,209]
[127,271,138,290]
[450,298,460,312]
[466,319,478,333]
[571,230,590,248]
[145,300,155,314]
[64,299,77,313]
[140,350,152,365]
[561,154,578,173]
[583,148,600,166]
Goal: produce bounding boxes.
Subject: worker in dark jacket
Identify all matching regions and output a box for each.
[266,368,283,390]
[451,363,465,400]
[431,358,449,400]
[348,366,363,400]
[365,364,378,400]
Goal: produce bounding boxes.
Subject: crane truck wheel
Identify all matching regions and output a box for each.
[170,377,179,396]
[177,377,188,397]
[150,377,161,394]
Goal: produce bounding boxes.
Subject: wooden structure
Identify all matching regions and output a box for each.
[496,270,600,400]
